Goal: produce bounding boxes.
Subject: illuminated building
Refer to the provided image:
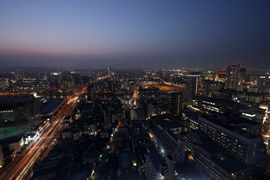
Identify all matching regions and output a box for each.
[192,96,239,114]
[257,75,270,93]
[167,92,182,116]
[145,149,174,180]
[108,66,112,77]
[197,96,240,114]
[130,108,145,121]
[240,106,265,124]
[156,70,165,79]
[87,85,95,103]
[182,109,200,130]
[14,73,25,82]
[185,75,200,102]
[129,83,135,93]
[202,80,223,96]
[137,87,167,101]
[198,114,261,165]
[183,131,252,179]
[204,72,218,81]
[237,91,268,104]
[0,95,37,140]
[158,129,185,164]
[218,71,226,80]
[108,80,114,92]
[237,83,258,92]
[152,114,190,134]
[0,78,9,88]
[225,64,241,90]
[239,68,246,84]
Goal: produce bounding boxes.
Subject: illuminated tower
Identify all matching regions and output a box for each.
[87,85,95,104]
[225,64,241,90]
[186,75,200,102]
[168,93,183,116]
[108,66,112,77]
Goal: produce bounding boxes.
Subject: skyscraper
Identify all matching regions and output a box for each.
[225,64,241,90]
[87,85,95,103]
[167,92,182,116]
[185,75,200,102]
[239,67,246,84]
[108,66,112,77]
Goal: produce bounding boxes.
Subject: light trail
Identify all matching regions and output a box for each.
[2,90,84,180]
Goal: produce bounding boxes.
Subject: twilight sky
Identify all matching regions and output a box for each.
[0,0,270,69]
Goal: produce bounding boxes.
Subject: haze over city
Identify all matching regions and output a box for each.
[0,0,270,69]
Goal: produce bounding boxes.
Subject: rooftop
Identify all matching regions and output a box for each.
[163,129,179,142]
[39,98,66,116]
[199,137,225,155]
[183,110,200,120]
[152,114,186,129]
[196,96,238,105]
[119,152,132,169]
[211,152,250,174]
[199,114,260,140]
[150,127,163,137]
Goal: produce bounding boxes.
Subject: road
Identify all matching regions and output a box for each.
[97,72,115,81]
[159,79,185,87]
[1,90,84,180]
[0,85,85,96]
[128,87,139,109]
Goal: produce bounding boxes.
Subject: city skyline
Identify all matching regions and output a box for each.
[1,66,270,178]
[0,0,270,69]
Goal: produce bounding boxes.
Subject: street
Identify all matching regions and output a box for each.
[1,90,84,180]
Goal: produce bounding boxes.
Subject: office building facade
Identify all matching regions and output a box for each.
[225,64,241,90]
[185,75,200,102]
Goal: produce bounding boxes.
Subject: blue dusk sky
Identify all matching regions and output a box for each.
[0,0,270,69]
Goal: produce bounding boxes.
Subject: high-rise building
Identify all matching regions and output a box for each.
[145,149,174,180]
[204,72,218,81]
[104,110,112,129]
[225,64,241,90]
[108,80,114,92]
[0,95,37,140]
[14,73,25,82]
[257,75,270,93]
[167,92,182,116]
[185,75,200,102]
[108,66,112,77]
[87,85,95,103]
[198,114,261,164]
[183,131,252,180]
[156,70,164,79]
[218,71,226,79]
[239,68,246,84]
[202,80,223,96]
[158,129,185,164]
[0,78,9,88]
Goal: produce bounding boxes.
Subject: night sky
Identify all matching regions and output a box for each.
[0,0,270,69]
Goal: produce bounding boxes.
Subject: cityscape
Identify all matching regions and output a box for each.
[1,1,270,180]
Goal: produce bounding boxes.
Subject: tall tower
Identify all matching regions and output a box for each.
[87,85,95,104]
[108,66,112,77]
[185,75,200,102]
[225,64,241,90]
[168,92,182,116]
